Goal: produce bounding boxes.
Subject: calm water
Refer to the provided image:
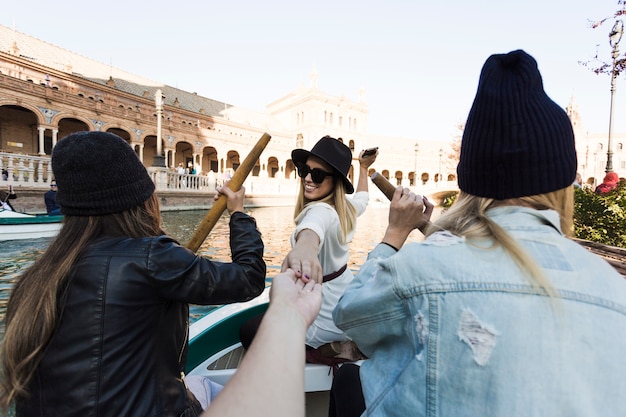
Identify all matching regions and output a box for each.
[0,204,429,338]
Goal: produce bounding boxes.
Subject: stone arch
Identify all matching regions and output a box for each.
[174,140,195,171]
[0,101,45,125]
[285,159,296,180]
[203,146,218,174]
[57,117,90,141]
[54,114,93,132]
[394,170,403,186]
[267,156,279,178]
[226,150,241,171]
[106,127,131,142]
[0,105,39,154]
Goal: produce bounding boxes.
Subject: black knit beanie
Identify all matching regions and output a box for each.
[52,131,155,215]
[457,50,577,199]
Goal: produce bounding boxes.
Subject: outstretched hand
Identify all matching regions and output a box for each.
[269,269,322,327]
[280,229,323,284]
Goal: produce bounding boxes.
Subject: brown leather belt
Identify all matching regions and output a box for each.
[322,264,347,283]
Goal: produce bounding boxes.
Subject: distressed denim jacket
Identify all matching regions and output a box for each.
[334,206,626,417]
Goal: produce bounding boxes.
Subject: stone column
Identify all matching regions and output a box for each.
[38,126,46,155]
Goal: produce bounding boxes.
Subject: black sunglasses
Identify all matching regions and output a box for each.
[296,163,334,184]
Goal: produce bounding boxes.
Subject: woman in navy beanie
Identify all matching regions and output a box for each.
[332,50,626,416]
[0,131,266,416]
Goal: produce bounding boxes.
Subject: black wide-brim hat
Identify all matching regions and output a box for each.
[291,136,354,194]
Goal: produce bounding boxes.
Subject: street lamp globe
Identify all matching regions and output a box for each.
[610,20,624,49]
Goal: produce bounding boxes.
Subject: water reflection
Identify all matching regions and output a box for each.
[0,204,427,337]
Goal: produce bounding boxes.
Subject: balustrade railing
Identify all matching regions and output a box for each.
[1,152,54,188]
[1,152,301,196]
[1,152,456,200]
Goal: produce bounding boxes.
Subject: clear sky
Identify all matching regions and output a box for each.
[3,0,624,142]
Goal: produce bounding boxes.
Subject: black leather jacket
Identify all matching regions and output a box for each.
[17,212,265,417]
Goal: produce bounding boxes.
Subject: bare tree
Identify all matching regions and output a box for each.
[579,1,626,76]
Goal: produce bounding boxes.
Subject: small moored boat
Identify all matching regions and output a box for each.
[0,209,63,241]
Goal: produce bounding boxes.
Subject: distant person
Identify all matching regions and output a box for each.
[573,172,582,188]
[0,185,17,211]
[1,168,8,181]
[44,180,61,215]
[595,171,619,195]
[332,50,626,416]
[0,131,266,417]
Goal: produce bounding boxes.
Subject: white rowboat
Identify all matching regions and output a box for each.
[0,210,63,241]
[186,287,335,416]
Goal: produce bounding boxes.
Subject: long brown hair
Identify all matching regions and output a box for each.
[427,186,573,294]
[293,178,357,244]
[0,194,162,413]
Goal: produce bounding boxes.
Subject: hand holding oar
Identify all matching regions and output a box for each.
[370,171,434,234]
[186,132,272,252]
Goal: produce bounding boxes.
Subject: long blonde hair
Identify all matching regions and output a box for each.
[0,194,162,413]
[293,179,357,244]
[427,186,573,294]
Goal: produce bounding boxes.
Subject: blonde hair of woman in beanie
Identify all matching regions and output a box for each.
[0,131,266,417]
[331,50,626,417]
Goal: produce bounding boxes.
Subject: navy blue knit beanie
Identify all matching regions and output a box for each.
[457,50,577,199]
[52,131,155,215]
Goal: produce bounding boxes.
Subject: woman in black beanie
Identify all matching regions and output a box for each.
[0,131,266,417]
[331,50,626,416]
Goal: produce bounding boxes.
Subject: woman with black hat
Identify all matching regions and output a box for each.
[331,50,626,416]
[240,135,377,363]
[0,131,266,417]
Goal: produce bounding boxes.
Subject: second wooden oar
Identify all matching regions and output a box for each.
[370,171,396,201]
[186,132,272,252]
[370,171,432,233]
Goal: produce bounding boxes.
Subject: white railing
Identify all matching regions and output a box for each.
[0,152,301,195]
[1,152,54,188]
[1,152,457,199]
[147,168,300,196]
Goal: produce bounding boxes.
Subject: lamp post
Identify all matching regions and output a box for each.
[153,89,166,167]
[413,142,419,188]
[606,19,623,173]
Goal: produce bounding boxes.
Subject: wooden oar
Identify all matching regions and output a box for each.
[370,172,396,201]
[370,171,432,233]
[186,132,272,252]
